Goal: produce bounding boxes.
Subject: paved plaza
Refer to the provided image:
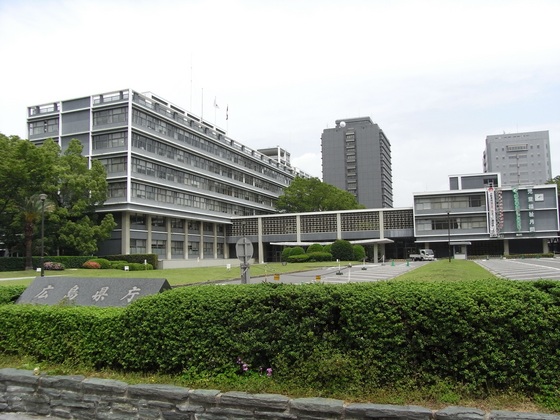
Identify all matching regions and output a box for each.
[476,257,560,281]
[223,260,430,285]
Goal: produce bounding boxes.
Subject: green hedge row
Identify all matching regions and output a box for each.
[1,279,560,396]
[0,254,159,272]
[103,254,159,268]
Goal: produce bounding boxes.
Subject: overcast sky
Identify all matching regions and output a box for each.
[1,0,559,207]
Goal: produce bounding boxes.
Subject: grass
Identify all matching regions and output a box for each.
[0,261,345,287]
[1,259,558,413]
[393,259,500,282]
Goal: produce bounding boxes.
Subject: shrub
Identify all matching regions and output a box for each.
[43,261,65,271]
[307,252,333,262]
[353,245,366,261]
[281,247,292,262]
[287,254,310,263]
[290,246,305,256]
[103,254,158,269]
[2,280,560,397]
[306,243,324,254]
[83,261,101,269]
[110,260,129,270]
[0,286,27,304]
[88,258,112,269]
[126,262,154,271]
[330,240,354,261]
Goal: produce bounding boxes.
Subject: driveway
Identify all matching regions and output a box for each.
[475,258,560,281]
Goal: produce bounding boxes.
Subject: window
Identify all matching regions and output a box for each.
[107,182,126,198]
[152,216,166,227]
[130,239,146,253]
[93,107,128,125]
[130,213,146,225]
[93,132,127,149]
[171,218,184,229]
[171,241,184,255]
[152,240,166,256]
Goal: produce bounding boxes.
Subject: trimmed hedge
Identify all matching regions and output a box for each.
[0,286,27,304]
[1,279,560,396]
[103,254,159,268]
[0,254,159,272]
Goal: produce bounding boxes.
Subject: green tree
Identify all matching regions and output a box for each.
[330,239,354,261]
[49,139,116,255]
[353,244,366,261]
[0,135,59,265]
[275,176,365,213]
[546,175,560,189]
[0,136,115,261]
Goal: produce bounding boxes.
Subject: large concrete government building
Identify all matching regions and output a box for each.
[27,89,309,266]
[27,91,557,264]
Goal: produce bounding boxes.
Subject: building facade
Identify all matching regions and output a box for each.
[414,173,559,258]
[27,89,309,266]
[321,117,393,208]
[483,131,552,186]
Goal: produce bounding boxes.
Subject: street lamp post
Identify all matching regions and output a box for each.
[39,193,47,277]
[447,211,451,262]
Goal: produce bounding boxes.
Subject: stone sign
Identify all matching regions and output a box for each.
[16,276,171,307]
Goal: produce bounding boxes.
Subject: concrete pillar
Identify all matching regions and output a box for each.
[258,217,264,263]
[184,220,189,260]
[503,239,509,256]
[543,238,550,254]
[296,215,301,243]
[166,217,171,260]
[122,212,130,254]
[373,244,379,264]
[146,215,152,254]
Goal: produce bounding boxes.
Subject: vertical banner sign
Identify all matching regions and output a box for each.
[496,188,504,234]
[487,187,498,237]
[527,187,535,233]
[513,187,522,231]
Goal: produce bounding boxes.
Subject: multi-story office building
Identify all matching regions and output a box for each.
[321,117,393,209]
[483,131,552,186]
[413,173,558,258]
[27,89,309,266]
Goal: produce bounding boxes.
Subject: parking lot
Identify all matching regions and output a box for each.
[475,258,560,281]
[223,260,430,285]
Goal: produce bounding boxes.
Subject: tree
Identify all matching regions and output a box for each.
[330,240,354,261]
[546,176,560,189]
[275,177,365,213]
[0,135,115,263]
[49,139,116,255]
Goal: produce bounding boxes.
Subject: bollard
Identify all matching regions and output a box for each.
[391,260,395,267]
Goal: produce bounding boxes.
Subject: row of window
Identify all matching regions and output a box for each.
[93,132,127,149]
[131,109,292,185]
[129,213,225,234]
[130,157,274,206]
[29,118,58,135]
[416,216,487,231]
[131,132,283,194]
[93,107,128,126]
[130,239,224,256]
[415,195,484,210]
[131,182,258,216]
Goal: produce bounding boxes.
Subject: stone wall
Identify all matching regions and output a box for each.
[1,368,559,420]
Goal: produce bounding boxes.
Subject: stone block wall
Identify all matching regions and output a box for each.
[1,368,559,419]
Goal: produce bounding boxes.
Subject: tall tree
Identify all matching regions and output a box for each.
[0,136,115,263]
[49,139,116,255]
[275,176,365,213]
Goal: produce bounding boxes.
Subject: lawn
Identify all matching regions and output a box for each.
[0,260,350,287]
[393,259,499,282]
